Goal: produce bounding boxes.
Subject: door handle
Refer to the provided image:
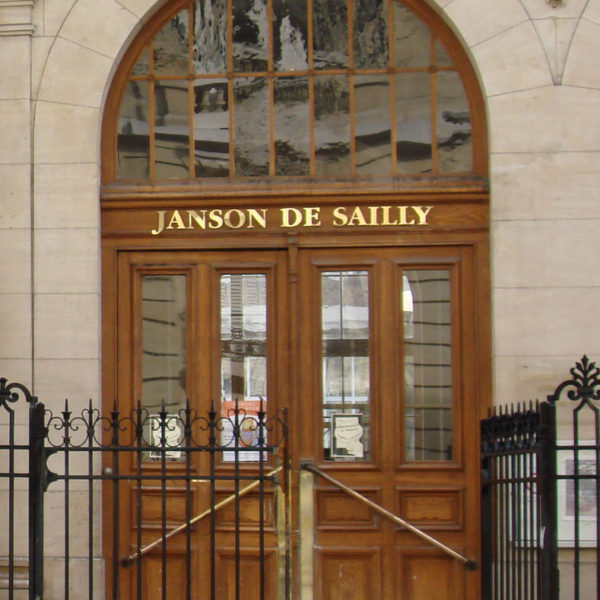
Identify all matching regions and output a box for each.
[302,462,477,570]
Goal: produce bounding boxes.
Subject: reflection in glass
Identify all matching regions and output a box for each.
[322,271,370,461]
[436,71,472,173]
[434,38,453,67]
[234,77,269,176]
[274,77,309,175]
[403,270,452,461]
[314,76,350,176]
[395,72,432,174]
[131,48,149,76]
[233,0,268,72]
[393,3,430,68]
[141,275,187,414]
[153,9,189,76]
[354,75,391,175]
[274,0,308,71]
[118,81,150,178]
[193,0,227,74]
[353,0,388,69]
[155,80,190,178]
[313,0,348,69]
[194,79,229,176]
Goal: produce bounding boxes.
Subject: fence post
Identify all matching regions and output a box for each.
[29,401,46,600]
[538,401,558,600]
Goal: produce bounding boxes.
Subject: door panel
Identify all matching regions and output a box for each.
[114,244,480,599]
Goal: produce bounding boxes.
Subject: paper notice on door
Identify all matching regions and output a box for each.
[331,414,364,459]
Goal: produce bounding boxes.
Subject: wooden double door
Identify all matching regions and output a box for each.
[110,242,484,599]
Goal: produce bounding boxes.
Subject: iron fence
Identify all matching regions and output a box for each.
[481,356,600,600]
[0,383,288,600]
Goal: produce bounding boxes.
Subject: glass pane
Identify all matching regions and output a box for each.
[353,0,388,69]
[141,275,187,414]
[354,74,391,175]
[436,71,472,172]
[322,271,370,461]
[234,77,269,176]
[395,72,432,174]
[153,8,189,76]
[118,81,150,178]
[314,75,350,176]
[233,0,268,72]
[273,0,308,71]
[313,0,348,69]
[155,80,190,178]
[393,3,430,68]
[221,274,267,461]
[274,77,309,175]
[194,79,230,176]
[193,0,227,74]
[434,38,453,67]
[403,270,452,461]
[132,47,149,76]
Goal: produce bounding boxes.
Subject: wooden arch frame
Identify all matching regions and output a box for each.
[100,0,488,196]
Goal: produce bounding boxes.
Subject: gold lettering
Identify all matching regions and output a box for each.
[280,207,303,228]
[380,206,398,226]
[247,208,267,229]
[348,206,368,226]
[332,206,348,226]
[397,206,416,226]
[368,206,379,226]
[223,209,246,229]
[304,207,322,226]
[412,205,433,225]
[152,210,166,235]
[208,209,223,229]
[167,210,187,230]
[187,210,207,229]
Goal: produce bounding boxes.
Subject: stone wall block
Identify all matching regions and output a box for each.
[493,287,600,357]
[0,229,31,293]
[32,0,75,37]
[34,228,99,294]
[490,152,600,221]
[472,20,552,96]
[33,358,100,405]
[520,0,588,19]
[116,0,170,20]
[37,38,113,108]
[0,37,30,99]
[0,164,32,228]
[0,100,30,164]
[492,219,600,288]
[33,102,100,165]
[0,294,32,359]
[34,293,100,360]
[584,0,600,24]
[34,163,100,229]
[444,0,527,47]
[489,86,600,154]
[562,18,600,89]
[59,0,139,59]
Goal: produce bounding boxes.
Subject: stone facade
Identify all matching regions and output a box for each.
[0,0,599,591]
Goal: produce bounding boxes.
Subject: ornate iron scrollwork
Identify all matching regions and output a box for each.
[547,355,600,408]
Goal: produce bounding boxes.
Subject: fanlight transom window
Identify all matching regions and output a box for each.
[114,0,474,181]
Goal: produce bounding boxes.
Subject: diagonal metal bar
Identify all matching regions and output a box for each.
[303,462,477,570]
[120,466,282,566]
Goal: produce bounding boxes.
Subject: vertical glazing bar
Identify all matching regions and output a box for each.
[234,400,241,600]
[209,402,217,600]
[87,401,94,600]
[111,403,120,600]
[135,403,144,600]
[63,402,71,600]
[160,406,167,600]
[185,402,192,600]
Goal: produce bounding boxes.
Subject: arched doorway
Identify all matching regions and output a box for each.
[101,0,489,597]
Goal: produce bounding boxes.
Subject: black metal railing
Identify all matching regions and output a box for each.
[0,387,288,600]
[481,356,600,600]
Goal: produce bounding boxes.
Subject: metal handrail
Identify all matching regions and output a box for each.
[121,466,282,566]
[302,462,477,570]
